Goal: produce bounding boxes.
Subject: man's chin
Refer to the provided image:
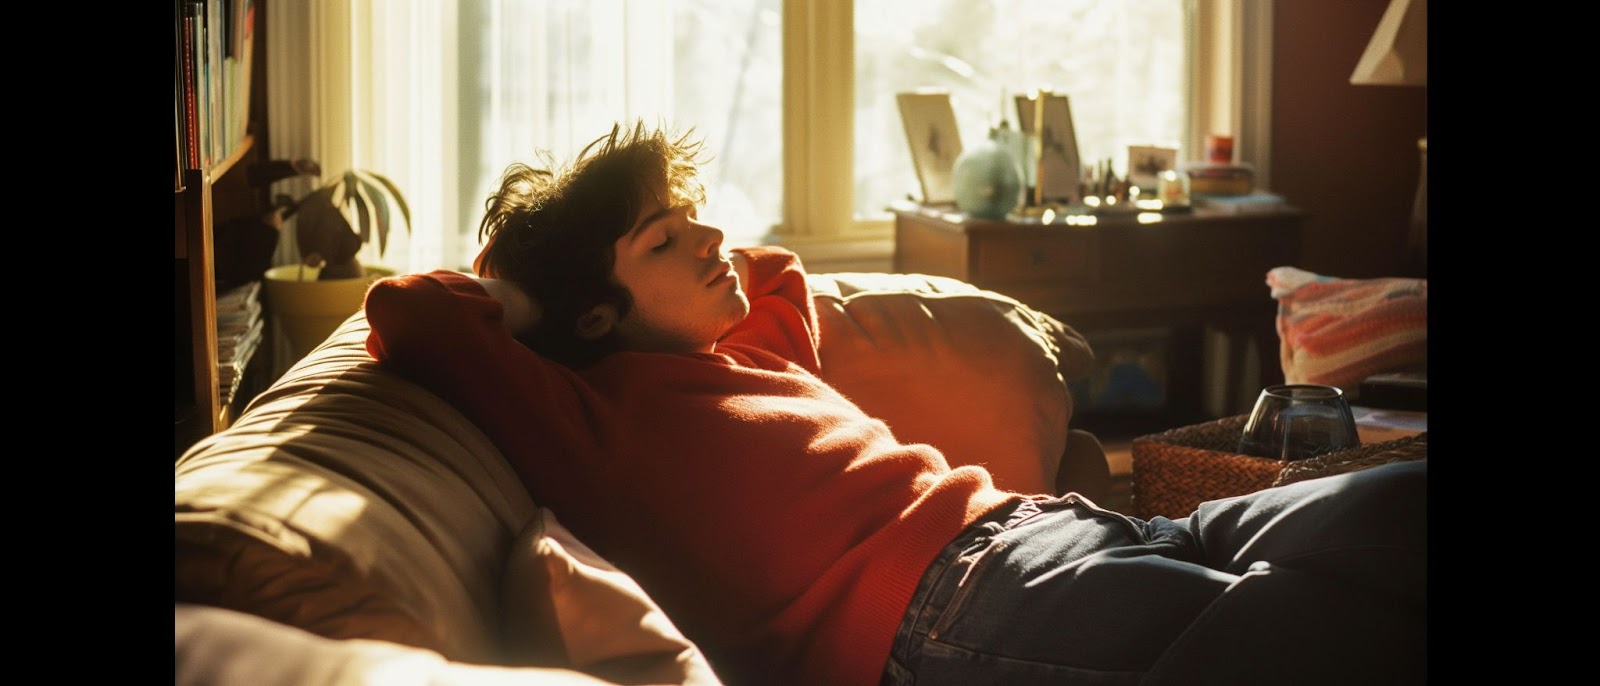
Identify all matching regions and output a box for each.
[725,296,753,329]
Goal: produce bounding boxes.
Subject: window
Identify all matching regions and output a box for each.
[453,0,1191,267]
[274,1,1238,274]
[853,1,1186,220]
[456,0,783,261]
[780,0,1205,265]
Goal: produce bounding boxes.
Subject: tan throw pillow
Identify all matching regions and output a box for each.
[809,273,1093,496]
[500,508,724,685]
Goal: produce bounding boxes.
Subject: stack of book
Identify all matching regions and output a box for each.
[1191,191,1288,215]
[216,280,264,407]
[1182,162,1255,195]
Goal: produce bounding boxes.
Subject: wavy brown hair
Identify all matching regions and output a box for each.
[474,121,708,368]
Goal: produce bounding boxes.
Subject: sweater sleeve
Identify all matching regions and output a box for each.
[720,246,821,375]
[363,270,600,484]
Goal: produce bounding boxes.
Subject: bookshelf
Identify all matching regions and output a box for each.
[175,0,271,457]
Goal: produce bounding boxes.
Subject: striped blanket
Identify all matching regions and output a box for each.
[1267,267,1427,395]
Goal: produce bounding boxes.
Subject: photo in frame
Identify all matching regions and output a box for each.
[896,91,964,205]
[1127,144,1180,193]
[1015,92,1082,204]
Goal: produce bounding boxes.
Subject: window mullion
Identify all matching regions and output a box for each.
[779,0,856,243]
[1190,0,1269,187]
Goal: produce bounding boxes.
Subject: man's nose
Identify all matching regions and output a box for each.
[694,221,725,257]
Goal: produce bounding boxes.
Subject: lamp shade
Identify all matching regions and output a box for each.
[1350,0,1427,86]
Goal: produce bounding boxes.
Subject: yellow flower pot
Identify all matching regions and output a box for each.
[263,265,396,361]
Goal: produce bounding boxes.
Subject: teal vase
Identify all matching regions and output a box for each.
[953,128,1023,219]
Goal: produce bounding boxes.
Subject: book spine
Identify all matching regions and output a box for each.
[235,0,255,142]
[190,2,210,168]
[174,1,186,188]
[181,7,200,169]
[208,0,224,165]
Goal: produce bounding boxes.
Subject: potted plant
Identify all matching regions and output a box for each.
[277,169,413,280]
[261,166,413,360]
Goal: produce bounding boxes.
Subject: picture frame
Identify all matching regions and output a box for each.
[1127,144,1180,193]
[1015,92,1082,204]
[896,91,963,205]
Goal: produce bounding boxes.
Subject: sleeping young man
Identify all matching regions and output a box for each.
[364,121,1426,686]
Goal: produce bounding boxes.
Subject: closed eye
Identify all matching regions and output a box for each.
[652,235,674,253]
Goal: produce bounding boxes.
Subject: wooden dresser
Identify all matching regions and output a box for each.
[892,204,1305,432]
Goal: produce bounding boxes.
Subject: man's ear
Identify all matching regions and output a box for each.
[575,304,618,340]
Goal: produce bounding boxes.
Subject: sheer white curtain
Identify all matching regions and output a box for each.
[270,0,782,275]
[457,0,687,258]
[267,0,460,275]
[459,0,782,257]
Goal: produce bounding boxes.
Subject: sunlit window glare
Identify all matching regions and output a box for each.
[455,0,1182,262]
[856,0,1184,219]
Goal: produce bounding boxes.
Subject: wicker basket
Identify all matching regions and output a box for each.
[1129,415,1427,519]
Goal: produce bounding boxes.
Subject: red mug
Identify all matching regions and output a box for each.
[1205,134,1234,164]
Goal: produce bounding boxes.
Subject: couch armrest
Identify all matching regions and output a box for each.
[1056,429,1112,504]
[176,312,540,663]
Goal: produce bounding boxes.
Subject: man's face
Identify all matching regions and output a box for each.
[607,195,749,354]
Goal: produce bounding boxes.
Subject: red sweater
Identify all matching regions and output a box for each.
[365,246,1018,685]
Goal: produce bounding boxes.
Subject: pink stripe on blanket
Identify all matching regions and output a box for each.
[1267,267,1426,394]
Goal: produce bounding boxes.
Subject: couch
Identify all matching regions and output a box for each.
[175,270,1112,685]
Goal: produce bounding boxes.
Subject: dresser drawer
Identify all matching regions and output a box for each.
[973,234,1098,283]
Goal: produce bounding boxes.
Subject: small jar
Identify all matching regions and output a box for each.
[1157,170,1190,208]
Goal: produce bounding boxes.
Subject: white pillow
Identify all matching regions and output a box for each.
[499,508,724,685]
[175,603,620,686]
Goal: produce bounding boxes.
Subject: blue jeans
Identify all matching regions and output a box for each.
[882,460,1426,685]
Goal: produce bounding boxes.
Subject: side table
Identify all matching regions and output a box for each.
[892,203,1305,431]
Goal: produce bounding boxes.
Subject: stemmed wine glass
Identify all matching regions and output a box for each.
[1238,384,1361,461]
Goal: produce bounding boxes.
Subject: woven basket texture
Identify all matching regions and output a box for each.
[1129,415,1426,519]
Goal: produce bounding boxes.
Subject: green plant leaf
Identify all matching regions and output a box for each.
[352,170,411,235]
[350,174,391,257]
[348,176,375,249]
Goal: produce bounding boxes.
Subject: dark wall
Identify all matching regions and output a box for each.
[1270,0,1427,280]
